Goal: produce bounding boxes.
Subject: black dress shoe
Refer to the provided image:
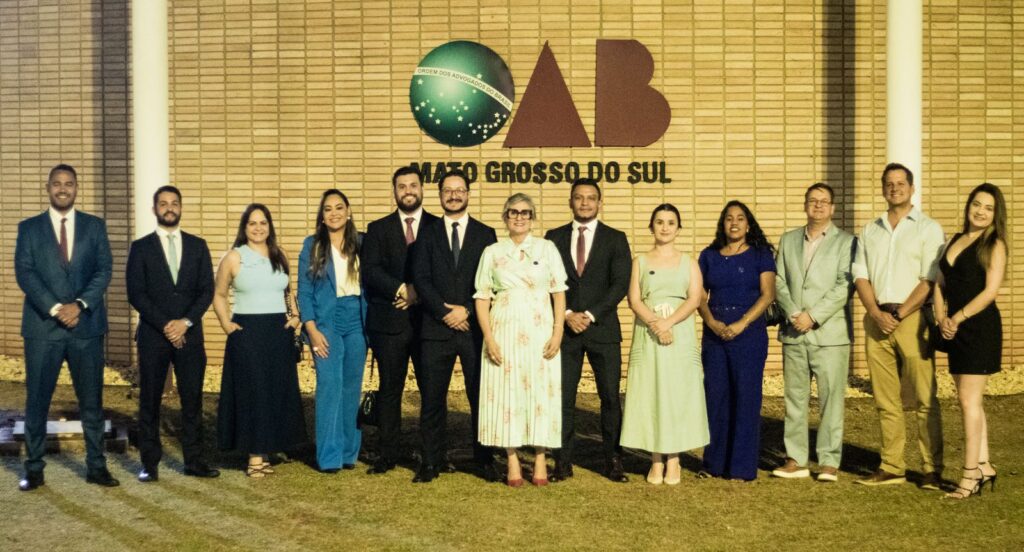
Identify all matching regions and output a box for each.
[605,456,628,483]
[412,465,439,483]
[549,463,574,483]
[342,464,356,470]
[184,463,221,478]
[367,459,396,475]
[18,471,44,492]
[443,461,457,474]
[320,468,341,474]
[86,467,121,487]
[138,467,159,483]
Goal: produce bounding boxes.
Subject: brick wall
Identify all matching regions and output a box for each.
[1,0,1021,379]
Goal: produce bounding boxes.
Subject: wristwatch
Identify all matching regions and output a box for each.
[183,319,193,328]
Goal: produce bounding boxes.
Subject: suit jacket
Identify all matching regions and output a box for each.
[15,210,112,340]
[296,233,368,339]
[361,209,440,335]
[412,216,497,341]
[544,221,631,344]
[126,231,214,346]
[774,225,857,346]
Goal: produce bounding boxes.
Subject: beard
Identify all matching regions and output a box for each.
[157,211,181,228]
[397,193,423,213]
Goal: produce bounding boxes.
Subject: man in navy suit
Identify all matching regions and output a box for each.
[15,164,116,490]
[126,185,219,482]
[411,169,498,483]
[361,165,439,474]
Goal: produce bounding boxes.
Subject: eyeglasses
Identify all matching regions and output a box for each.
[505,208,534,220]
[805,199,832,207]
[441,188,468,197]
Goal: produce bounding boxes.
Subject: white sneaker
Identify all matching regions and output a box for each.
[772,459,810,479]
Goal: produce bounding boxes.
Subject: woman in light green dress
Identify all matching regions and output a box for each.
[621,204,710,485]
[474,193,567,487]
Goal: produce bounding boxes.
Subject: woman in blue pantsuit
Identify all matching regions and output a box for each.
[697,200,776,481]
[298,189,368,473]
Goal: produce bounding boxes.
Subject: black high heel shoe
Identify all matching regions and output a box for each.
[979,461,998,492]
[943,466,982,500]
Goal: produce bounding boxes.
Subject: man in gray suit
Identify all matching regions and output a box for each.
[771,183,855,482]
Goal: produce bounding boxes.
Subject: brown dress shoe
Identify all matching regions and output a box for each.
[817,466,839,482]
[854,469,906,486]
[919,471,947,491]
[771,458,810,479]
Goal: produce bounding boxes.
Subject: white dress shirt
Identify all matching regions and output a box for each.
[569,219,598,322]
[444,214,468,249]
[49,206,75,261]
[155,227,183,275]
[803,223,831,272]
[397,207,424,241]
[852,207,945,304]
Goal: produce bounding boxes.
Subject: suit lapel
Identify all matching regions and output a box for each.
[38,212,67,272]
[326,244,338,291]
[582,222,608,276]
[68,211,85,270]
[802,227,834,278]
[556,224,578,281]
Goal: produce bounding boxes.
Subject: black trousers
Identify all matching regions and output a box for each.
[368,328,421,463]
[137,334,208,469]
[559,335,623,465]
[23,336,106,474]
[419,330,489,466]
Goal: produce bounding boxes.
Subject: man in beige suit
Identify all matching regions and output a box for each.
[772,183,856,482]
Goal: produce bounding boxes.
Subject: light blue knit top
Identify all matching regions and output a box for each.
[232,245,288,314]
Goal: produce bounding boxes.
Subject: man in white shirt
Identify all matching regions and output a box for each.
[852,163,946,489]
[126,185,218,482]
[16,164,115,490]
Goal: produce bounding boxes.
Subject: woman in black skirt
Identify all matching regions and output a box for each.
[933,183,1007,499]
[213,204,306,477]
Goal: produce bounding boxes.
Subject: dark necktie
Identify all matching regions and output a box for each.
[59,217,69,265]
[451,221,460,267]
[405,217,415,245]
[576,225,587,276]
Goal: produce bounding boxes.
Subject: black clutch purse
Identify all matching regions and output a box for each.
[356,354,379,428]
[291,331,304,363]
[922,304,948,353]
[764,301,785,327]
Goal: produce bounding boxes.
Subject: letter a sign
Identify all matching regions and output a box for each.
[504,39,671,148]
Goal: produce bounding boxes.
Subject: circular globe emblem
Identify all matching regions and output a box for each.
[410,41,515,148]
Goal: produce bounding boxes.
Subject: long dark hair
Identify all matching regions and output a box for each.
[308,189,359,282]
[232,203,288,274]
[962,183,1008,269]
[709,200,775,254]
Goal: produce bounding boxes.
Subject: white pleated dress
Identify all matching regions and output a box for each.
[473,235,568,448]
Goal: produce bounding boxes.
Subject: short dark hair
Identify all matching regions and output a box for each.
[48,163,77,182]
[392,165,422,188]
[439,168,471,192]
[881,162,914,186]
[570,178,601,200]
[804,182,834,202]
[647,203,682,231]
[153,185,182,205]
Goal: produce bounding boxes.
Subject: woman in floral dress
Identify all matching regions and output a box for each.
[474,193,568,487]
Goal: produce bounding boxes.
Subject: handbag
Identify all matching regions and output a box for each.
[764,300,785,327]
[357,354,380,428]
[290,331,304,363]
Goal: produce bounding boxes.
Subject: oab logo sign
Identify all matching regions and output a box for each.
[410,40,671,148]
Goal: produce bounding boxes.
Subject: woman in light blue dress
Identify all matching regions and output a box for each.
[474,193,567,487]
[297,190,367,473]
[621,204,709,485]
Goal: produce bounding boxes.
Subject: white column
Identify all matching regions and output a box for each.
[131,0,169,238]
[887,0,923,206]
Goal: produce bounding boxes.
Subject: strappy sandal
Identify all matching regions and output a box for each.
[942,466,982,500]
[979,461,997,492]
[260,462,275,474]
[246,463,266,478]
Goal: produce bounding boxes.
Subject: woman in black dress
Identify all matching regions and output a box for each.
[933,183,1007,499]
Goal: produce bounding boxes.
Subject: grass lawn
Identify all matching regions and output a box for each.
[1,381,1021,551]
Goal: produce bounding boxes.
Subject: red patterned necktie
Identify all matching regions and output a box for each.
[59,217,69,265]
[576,226,587,276]
[405,217,415,245]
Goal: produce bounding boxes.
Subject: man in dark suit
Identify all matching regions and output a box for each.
[410,169,498,483]
[15,164,116,490]
[544,178,632,483]
[361,165,439,474]
[126,185,219,482]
